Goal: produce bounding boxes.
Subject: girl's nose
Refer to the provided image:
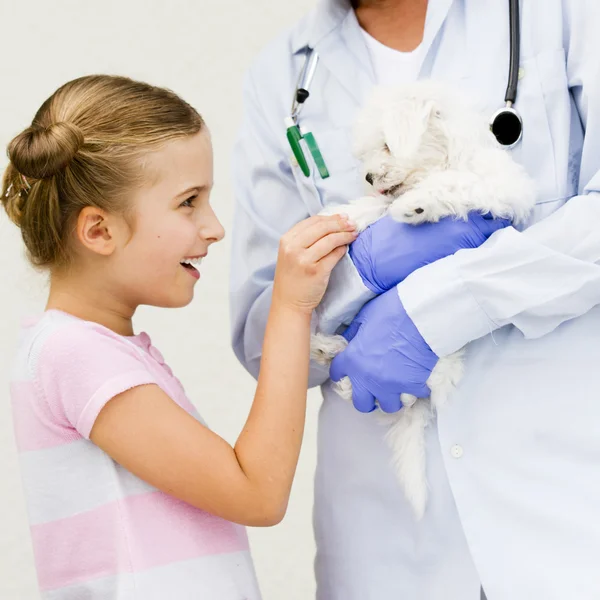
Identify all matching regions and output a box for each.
[201,208,225,244]
[207,221,225,244]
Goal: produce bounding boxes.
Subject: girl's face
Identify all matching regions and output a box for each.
[112,130,225,309]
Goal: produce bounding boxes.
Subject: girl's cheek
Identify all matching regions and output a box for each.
[154,216,194,241]
[178,216,201,241]
[133,214,197,259]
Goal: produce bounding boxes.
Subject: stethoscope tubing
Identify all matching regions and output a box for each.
[290,0,523,156]
[505,0,520,105]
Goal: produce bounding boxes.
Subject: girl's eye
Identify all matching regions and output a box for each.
[180,195,197,209]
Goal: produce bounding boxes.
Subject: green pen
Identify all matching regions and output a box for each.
[301,129,330,179]
[285,117,310,177]
[285,117,330,180]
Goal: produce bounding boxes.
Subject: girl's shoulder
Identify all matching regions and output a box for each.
[11,310,160,440]
[13,310,150,384]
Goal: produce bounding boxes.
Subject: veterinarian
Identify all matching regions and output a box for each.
[230,1,600,598]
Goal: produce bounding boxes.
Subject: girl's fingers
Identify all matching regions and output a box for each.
[289,215,327,237]
[316,244,349,274]
[285,215,321,239]
[283,215,328,240]
[306,230,358,263]
[294,215,356,249]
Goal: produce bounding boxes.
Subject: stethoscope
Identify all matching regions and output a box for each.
[286,0,523,179]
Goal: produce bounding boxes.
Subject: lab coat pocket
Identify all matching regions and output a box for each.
[306,128,364,210]
[289,141,326,217]
[509,48,569,203]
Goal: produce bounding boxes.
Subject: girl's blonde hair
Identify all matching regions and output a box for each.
[1,75,204,269]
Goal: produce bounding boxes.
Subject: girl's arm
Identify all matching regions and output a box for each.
[90,215,356,526]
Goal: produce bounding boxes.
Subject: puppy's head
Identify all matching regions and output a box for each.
[353,83,451,197]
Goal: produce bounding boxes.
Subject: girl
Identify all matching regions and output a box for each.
[2,75,357,600]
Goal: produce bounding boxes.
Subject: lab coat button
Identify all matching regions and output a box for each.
[450,445,464,459]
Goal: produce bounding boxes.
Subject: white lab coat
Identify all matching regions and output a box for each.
[230,1,600,598]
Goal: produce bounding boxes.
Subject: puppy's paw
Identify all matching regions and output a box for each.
[428,351,464,410]
[388,191,443,225]
[352,212,380,233]
[321,198,387,233]
[310,333,347,366]
[400,393,418,408]
[332,376,353,403]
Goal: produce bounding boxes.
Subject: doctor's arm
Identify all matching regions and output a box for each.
[330,7,600,412]
[394,5,600,358]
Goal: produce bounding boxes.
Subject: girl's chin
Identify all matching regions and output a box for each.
[162,291,196,309]
[141,288,196,309]
[127,271,199,309]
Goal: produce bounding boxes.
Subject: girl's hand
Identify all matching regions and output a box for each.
[273,215,357,315]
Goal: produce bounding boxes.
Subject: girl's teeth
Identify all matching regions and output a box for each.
[181,257,203,267]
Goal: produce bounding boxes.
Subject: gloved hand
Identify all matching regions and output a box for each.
[330,288,438,413]
[349,213,510,294]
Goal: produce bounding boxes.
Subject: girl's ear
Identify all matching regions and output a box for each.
[75,206,123,257]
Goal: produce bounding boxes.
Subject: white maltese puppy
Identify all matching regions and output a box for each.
[312,81,536,518]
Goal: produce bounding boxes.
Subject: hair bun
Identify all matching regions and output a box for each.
[8,121,84,180]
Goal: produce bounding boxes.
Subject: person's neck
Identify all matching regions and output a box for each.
[46,269,136,337]
[355,0,428,52]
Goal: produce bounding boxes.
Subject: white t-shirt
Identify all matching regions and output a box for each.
[360,27,425,86]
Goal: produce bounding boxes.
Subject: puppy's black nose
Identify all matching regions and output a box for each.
[365,173,374,185]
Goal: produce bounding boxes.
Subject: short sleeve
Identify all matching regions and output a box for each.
[33,323,157,439]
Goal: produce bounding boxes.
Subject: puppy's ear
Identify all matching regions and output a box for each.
[384,99,439,159]
[352,86,391,158]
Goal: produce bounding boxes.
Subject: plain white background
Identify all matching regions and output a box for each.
[0,1,321,598]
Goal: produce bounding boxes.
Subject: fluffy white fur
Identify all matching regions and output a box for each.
[311,81,536,519]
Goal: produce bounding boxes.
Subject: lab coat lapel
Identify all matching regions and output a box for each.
[419,0,456,75]
[310,0,457,112]
[311,9,375,111]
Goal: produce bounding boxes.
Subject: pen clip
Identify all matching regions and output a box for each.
[286,118,310,177]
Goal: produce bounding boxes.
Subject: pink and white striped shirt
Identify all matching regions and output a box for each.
[10,309,261,599]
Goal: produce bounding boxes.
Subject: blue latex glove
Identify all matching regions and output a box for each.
[330,288,438,414]
[349,213,511,294]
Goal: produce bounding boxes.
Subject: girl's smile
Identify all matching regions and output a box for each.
[180,255,205,280]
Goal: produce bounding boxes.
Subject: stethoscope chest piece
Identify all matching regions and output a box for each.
[490,0,523,149]
[490,103,523,148]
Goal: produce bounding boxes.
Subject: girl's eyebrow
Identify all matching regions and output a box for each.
[176,185,206,198]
